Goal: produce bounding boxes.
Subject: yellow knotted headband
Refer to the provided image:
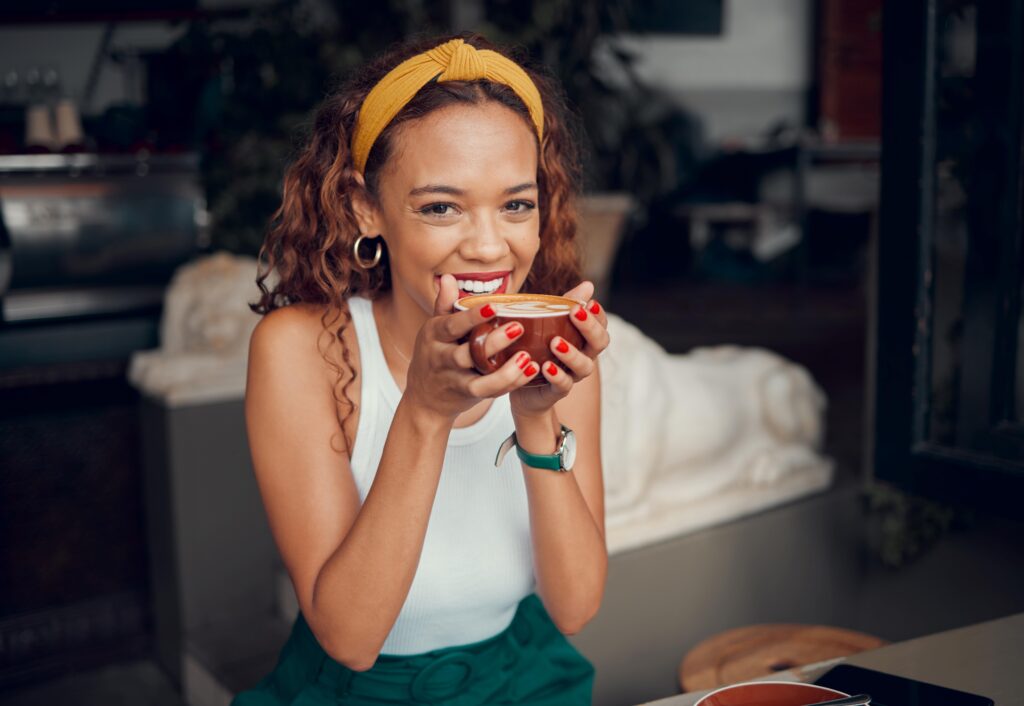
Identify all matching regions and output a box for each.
[350,38,545,174]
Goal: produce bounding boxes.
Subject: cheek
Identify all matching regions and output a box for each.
[515,229,541,264]
[386,228,461,275]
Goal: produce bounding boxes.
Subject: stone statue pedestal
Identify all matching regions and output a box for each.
[128,253,276,693]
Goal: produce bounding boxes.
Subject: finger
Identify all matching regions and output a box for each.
[478,321,526,359]
[539,360,573,395]
[435,299,498,342]
[433,274,460,316]
[561,280,595,305]
[583,298,608,327]
[452,342,476,370]
[451,325,523,370]
[550,335,598,381]
[449,335,520,371]
[568,303,611,356]
[466,351,538,398]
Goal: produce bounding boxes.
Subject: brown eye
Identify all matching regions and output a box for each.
[419,203,457,217]
[504,200,536,214]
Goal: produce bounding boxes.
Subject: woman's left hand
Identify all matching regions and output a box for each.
[509,281,610,418]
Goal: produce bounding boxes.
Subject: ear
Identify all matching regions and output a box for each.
[349,171,383,237]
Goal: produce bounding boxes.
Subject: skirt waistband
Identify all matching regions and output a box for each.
[294,597,544,704]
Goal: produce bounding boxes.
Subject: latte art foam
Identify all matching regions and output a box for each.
[492,300,570,315]
[455,293,575,317]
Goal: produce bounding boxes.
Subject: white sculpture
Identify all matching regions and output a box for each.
[599,315,833,554]
[128,252,266,406]
[131,253,832,551]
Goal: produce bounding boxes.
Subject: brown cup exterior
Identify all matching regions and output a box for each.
[694,682,848,706]
[458,295,585,388]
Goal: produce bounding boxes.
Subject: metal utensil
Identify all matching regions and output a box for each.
[805,695,871,706]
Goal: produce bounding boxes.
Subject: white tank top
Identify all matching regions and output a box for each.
[346,296,535,655]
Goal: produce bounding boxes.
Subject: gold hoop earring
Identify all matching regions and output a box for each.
[353,234,383,269]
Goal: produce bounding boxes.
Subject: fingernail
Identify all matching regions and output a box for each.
[524,363,538,376]
[546,363,558,376]
[481,304,495,318]
[556,338,570,354]
[506,323,523,339]
[515,352,530,368]
[574,308,588,322]
[589,301,601,315]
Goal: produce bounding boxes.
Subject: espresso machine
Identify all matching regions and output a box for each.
[0,152,205,685]
[0,152,205,374]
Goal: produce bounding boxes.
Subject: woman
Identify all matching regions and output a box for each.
[236,33,609,705]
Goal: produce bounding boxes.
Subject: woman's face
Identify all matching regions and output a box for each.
[359,101,541,315]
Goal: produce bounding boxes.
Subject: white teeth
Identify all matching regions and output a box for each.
[456,276,504,294]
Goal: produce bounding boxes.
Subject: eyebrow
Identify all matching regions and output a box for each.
[408,182,538,197]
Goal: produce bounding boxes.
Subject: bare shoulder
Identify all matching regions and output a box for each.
[251,302,359,383]
[247,302,362,450]
[250,303,357,370]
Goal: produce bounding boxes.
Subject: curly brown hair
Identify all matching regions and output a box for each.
[252,32,583,441]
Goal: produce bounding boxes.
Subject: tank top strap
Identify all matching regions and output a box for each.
[348,295,401,396]
[346,296,385,389]
[346,296,399,473]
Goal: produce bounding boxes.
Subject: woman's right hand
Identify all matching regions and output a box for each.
[403,274,540,420]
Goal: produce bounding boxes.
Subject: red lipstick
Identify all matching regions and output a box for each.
[440,271,512,296]
[450,270,511,280]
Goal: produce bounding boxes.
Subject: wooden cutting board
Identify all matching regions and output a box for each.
[680,624,887,692]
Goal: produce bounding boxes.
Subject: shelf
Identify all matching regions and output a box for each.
[0,152,198,176]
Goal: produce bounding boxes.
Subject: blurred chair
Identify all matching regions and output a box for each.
[679,202,775,254]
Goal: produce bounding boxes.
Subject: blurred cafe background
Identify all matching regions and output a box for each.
[1,1,1023,705]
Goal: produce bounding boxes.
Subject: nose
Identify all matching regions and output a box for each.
[459,213,510,263]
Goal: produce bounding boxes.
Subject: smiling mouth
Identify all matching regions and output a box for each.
[441,271,511,297]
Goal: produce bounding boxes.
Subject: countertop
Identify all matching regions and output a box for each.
[642,611,1024,705]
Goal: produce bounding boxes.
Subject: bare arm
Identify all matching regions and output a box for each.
[246,307,454,671]
[514,367,607,634]
[310,395,453,669]
[507,290,610,634]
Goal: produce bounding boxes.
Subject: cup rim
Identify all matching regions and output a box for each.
[453,292,579,317]
[693,680,848,706]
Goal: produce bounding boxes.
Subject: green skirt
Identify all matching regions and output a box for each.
[231,595,594,705]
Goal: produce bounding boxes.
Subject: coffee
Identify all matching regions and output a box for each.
[456,294,572,317]
[455,293,584,387]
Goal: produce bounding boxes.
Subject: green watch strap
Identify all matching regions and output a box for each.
[513,441,563,470]
[494,426,573,472]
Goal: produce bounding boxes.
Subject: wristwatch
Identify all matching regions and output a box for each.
[494,424,577,472]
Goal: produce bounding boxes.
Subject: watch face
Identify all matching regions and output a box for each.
[560,429,577,471]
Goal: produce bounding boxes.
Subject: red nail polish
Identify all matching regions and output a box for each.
[546,363,558,376]
[574,308,588,322]
[556,338,570,354]
[524,364,538,376]
[506,323,523,339]
[516,352,529,368]
[481,304,495,318]
[589,301,601,315]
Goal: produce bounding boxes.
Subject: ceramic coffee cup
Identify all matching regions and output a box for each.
[454,293,586,387]
[694,681,849,706]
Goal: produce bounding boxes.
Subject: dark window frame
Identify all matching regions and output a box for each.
[873,0,1024,516]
